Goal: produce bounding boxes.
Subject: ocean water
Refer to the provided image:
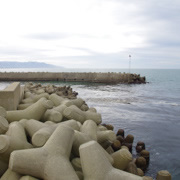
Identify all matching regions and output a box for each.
[0,68,180,179]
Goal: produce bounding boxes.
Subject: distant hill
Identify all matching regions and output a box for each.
[0,61,62,68]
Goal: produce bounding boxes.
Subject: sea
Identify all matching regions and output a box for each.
[0,68,180,179]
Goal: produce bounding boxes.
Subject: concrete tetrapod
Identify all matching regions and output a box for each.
[32,119,80,147]
[101,140,113,149]
[0,168,22,180]
[6,98,53,122]
[70,98,85,108]
[0,122,33,162]
[63,105,102,124]
[0,116,9,134]
[24,119,48,137]
[21,93,49,104]
[97,130,116,143]
[42,104,67,122]
[0,107,6,118]
[80,104,89,111]
[80,120,97,140]
[31,125,56,147]
[111,149,133,170]
[19,119,28,128]
[0,158,8,177]
[20,176,40,180]
[156,170,172,180]
[9,124,79,180]
[106,146,115,154]
[35,88,45,94]
[76,171,84,180]
[49,94,85,108]
[72,131,114,164]
[97,124,108,131]
[49,94,74,106]
[87,107,97,113]
[72,131,92,157]
[79,141,143,180]
[24,91,33,99]
[126,161,138,175]
[44,121,55,125]
[71,157,82,171]
[17,103,33,110]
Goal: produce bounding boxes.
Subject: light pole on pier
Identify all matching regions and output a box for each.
[129,55,131,74]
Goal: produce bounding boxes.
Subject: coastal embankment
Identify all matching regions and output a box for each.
[0,82,172,180]
[0,72,146,84]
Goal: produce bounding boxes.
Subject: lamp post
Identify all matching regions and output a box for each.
[129,55,131,74]
[128,55,131,83]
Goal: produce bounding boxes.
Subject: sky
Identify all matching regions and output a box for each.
[0,0,180,69]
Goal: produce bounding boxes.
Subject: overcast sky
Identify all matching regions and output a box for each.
[0,0,179,69]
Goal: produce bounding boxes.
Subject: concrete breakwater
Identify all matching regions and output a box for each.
[0,82,172,180]
[0,72,146,84]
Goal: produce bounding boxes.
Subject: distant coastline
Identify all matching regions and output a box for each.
[0,61,62,69]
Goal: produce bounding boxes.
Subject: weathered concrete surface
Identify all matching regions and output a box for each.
[0,72,146,84]
[0,82,24,110]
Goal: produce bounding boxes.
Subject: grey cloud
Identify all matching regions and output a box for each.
[112,0,180,30]
[110,0,180,60]
[24,32,103,41]
[149,38,180,47]
[138,0,180,21]
[0,47,52,56]
[2,0,180,69]
[126,45,180,69]
[58,46,99,55]
[24,32,109,40]
[60,44,180,69]
[24,32,71,40]
[0,47,56,64]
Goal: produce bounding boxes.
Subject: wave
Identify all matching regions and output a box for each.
[154,101,180,106]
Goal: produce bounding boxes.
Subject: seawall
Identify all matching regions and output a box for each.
[0,72,146,84]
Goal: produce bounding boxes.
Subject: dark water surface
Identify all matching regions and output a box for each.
[0,69,180,179]
[70,69,180,179]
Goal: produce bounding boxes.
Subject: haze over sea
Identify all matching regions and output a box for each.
[0,68,180,179]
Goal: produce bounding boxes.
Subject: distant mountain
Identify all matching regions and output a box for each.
[0,61,62,68]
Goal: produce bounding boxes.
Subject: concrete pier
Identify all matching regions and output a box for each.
[0,72,146,84]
